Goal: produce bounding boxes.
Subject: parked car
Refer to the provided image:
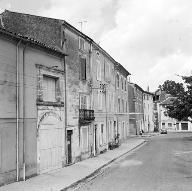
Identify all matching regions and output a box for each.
[160,129,167,134]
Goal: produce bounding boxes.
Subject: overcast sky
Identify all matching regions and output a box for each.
[1,0,192,91]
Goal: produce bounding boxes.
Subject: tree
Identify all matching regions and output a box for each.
[164,76,192,121]
[159,80,185,97]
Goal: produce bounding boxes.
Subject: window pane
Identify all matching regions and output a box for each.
[43,75,56,101]
[82,127,88,151]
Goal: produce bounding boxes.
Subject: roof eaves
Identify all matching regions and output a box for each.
[0,27,67,57]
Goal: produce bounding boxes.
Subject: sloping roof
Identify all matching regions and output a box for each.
[0,27,67,57]
[1,9,131,76]
[115,62,131,77]
[160,96,176,106]
[143,91,154,96]
[134,83,144,92]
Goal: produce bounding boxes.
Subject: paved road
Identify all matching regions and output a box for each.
[72,133,192,191]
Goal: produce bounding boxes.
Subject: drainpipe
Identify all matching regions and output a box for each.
[16,40,22,182]
[64,55,68,164]
[22,43,28,181]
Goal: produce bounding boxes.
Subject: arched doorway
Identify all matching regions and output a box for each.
[38,113,64,173]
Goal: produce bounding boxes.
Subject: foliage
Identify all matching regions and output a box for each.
[162,76,192,121]
[159,80,185,97]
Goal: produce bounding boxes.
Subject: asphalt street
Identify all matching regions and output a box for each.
[72,133,192,191]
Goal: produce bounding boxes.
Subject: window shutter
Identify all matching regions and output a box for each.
[80,57,86,80]
[56,79,61,102]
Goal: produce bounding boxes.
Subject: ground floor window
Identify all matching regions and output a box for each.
[162,123,165,129]
[100,123,106,145]
[181,123,188,130]
[81,126,89,152]
[168,123,172,128]
[110,121,113,140]
[176,123,179,130]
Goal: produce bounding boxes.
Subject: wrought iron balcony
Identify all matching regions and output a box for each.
[79,109,95,124]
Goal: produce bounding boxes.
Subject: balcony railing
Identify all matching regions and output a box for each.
[79,109,95,124]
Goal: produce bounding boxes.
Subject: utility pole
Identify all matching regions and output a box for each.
[78,20,87,32]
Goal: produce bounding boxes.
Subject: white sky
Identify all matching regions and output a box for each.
[1,0,192,91]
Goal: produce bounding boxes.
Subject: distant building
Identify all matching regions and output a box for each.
[159,96,192,132]
[143,91,154,132]
[128,83,144,135]
[114,62,130,141]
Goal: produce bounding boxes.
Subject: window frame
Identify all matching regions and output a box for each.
[80,56,87,81]
[42,75,58,102]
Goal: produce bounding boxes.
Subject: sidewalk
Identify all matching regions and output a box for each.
[0,138,145,191]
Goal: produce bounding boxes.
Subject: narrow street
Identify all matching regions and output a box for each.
[72,133,192,191]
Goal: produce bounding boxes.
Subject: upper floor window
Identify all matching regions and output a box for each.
[126,101,128,113]
[98,91,103,110]
[79,37,85,51]
[80,57,86,80]
[121,77,124,90]
[80,94,89,109]
[43,75,57,102]
[97,60,102,81]
[116,74,119,88]
[118,98,121,113]
[122,99,124,113]
[105,61,110,81]
[125,80,127,91]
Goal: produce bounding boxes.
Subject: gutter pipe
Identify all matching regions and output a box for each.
[22,43,28,181]
[16,40,22,182]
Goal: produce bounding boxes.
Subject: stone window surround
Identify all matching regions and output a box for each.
[36,64,64,106]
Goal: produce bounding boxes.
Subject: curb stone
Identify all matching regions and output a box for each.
[61,140,146,191]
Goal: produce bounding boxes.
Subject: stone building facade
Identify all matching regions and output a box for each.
[114,63,130,140]
[0,28,66,185]
[143,91,154,132]
[128,83,144,135]
[0,10,132,185]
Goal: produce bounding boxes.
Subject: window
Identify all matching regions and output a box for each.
[61,31,66,49]
[118,98,121,113]
[125,80,127,91]
[105,62,110,81]
[100,124,106,145]
[181,123,188,130]
[96,60,102,81]
[108,121,111,141]
[98,91,103,110]
[43,75,57,102]
[168,123,172,127]
[126,101,128,113]
[79,37,85,50]
[122,99,124,113]
[162,123,165,129]
[80,57,86,80]
[116,74,119,88]
[110,121,113,139]
[80,95,88,109]
[81,127,88,151]
[121,77,124,90]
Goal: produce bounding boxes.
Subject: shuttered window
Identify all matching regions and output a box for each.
[80,95,87,109]
[116,74,119,88]
[43,75,57,102]
[96,60,102,81]
[81,127,88,151]
[80,57,86,80]
[80,95,89,109]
